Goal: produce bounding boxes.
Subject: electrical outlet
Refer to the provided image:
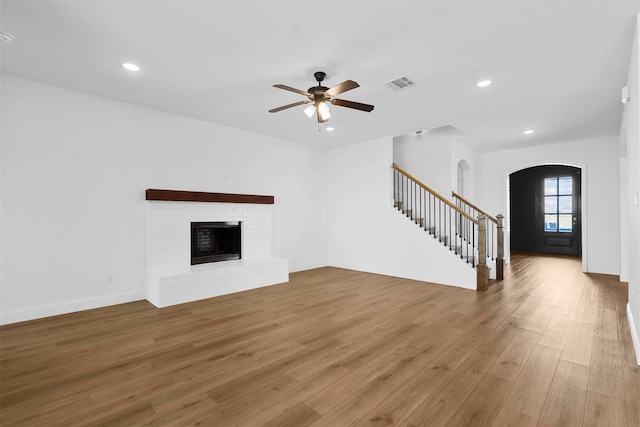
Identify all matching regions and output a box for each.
[106,273,115,283]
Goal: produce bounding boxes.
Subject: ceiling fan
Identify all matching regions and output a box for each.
[268,71,374,123]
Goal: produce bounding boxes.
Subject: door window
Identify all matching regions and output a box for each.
[544,177,572,232]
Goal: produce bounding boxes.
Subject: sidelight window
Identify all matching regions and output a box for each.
[544,177,572,232]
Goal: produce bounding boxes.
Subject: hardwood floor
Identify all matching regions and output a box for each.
[1,254,639,426]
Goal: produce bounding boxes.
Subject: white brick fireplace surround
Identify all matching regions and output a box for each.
[145,190,288,308]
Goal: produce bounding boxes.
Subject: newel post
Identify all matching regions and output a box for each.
[477,214,489,291]
[496,214,504,281]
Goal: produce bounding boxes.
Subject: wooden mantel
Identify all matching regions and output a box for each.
[145,189,274,204]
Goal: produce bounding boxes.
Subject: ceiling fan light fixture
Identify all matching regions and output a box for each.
[304,104,315,118]
[270,71,374,123]
[318,101,331,121]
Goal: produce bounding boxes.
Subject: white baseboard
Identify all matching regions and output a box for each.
[289,261,328,273]
[627,303,640,365]
[0,291,146,326]
[586,265,620,276]
[327,260,476,291]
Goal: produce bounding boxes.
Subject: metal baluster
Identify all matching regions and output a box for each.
[429,193,432,235]
[408,178,411,217]
[404,174,407,214]
[411,183,420,222]
[473,220,476,267]
[456,212,460,256]
[412,180,415,220]
[412,181,415,221]
[438,200,442,242]
[449,206,452,250]
[421,185,425,228]
[400,172,403,210]
[409,179,412,218]
[407,181,416,218]
[464,216,468,262]
[419,183,422,228]
[477,215,489,290]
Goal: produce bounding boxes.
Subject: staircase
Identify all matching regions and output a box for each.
[392,163,504,290]
[452,191,505,281]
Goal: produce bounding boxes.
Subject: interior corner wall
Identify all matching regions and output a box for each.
[620,14,640,365]
[479,135,621,275]
[327,137,476,290]
[0,75,328,324]
[393,133,453,197]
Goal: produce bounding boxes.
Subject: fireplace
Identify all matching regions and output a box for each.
[191,221,241,265]
[146,190,287,308]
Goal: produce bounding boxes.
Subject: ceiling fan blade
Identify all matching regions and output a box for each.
[331,98,375,112]
[325,80,359,97]
[273,84,310,97]
[268,100,310,113]
[316,106,326,124]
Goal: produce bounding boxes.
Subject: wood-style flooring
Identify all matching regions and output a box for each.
[1,254,639,426]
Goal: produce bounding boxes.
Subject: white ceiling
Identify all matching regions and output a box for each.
[1,0,638,152]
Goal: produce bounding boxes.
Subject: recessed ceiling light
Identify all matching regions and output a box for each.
[523,129,535,135]
[476,79,492,88]
[326,127,335,132]
[122,62,141,72]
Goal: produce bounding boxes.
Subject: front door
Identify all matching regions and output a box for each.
[538,169,581,255]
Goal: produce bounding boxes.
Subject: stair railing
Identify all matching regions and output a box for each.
[452,191,504,280]
[392,164,489,291]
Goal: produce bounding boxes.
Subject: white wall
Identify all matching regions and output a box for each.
[479,135,621,275]
[620,15,640,364]
[0,75,328,324]
[327,137,476,290]
[394,133,482,209]
[393,132,454,197]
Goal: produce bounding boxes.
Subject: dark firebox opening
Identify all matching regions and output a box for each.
[191,221,241,265]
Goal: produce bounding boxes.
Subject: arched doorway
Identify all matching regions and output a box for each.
[510,165,582,256]
[457,159,471,197]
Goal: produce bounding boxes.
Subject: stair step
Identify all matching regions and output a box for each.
[460,255,476,265]
[448,243,477,264]
[395,207,478,265]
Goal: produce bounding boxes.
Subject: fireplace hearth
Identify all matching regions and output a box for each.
[191,221,241,265]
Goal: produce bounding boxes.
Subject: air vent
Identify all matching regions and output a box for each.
[385,76,416,90]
